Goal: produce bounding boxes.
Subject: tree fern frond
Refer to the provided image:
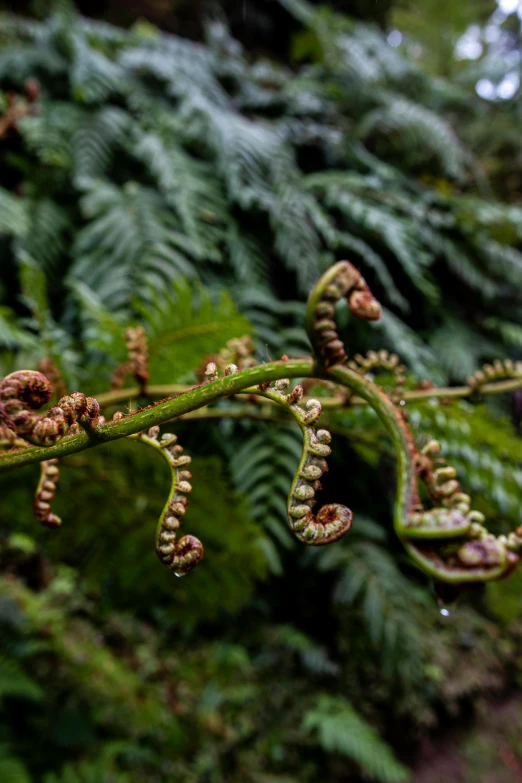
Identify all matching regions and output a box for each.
[73,105,131,182]
[133,129,226,261]
[410,403,522,525]
[229,425,302,546]
[0,308,39,352]
[0,188,28,237]
[236,288,309,357]
[0,19,65,82]
[375,308,444,383]
[303,694,410,783]
[136,280,254,382]
[359,95,468,179]
[69,280,128,375]
[15,198,70,275]
[428,316,498,382]
[316,539,424,680]
[71,181,198,310]
[70,34,127,104]
[226,223,271,286]
[18,100,81,169]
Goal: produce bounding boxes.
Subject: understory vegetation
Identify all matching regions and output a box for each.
[1,0,522,780]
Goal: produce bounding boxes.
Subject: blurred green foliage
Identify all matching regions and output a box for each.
[1,0,522,780]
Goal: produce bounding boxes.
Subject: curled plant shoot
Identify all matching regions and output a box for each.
[111,326,150,393]
[305,260,381,368]
[0,371,100,446]
[1,262,522,592]
[237,368,353,545]
[34,459,61,528]
[129,421,203,576]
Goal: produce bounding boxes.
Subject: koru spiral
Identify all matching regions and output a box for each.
[1,261,521,591]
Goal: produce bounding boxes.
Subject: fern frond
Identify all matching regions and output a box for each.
[133,129,226,261]
[0,188,28,237]
[18,101,80,169]
[375,308,444,383]
[303,694,410,783]
[137,280,254,382]
[316,538,424,681]
[70,34,127,104]
[70,181,198,310]
[359,95,468,179]
[73,105,131,182]
[229,424,302,547]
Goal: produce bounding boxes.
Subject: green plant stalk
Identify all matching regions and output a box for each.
[0,359,314,472]
[94,375,522,410]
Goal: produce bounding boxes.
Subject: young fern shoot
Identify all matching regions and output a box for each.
[243,375,353,545]
[130,423,203,576]
[1,261,522,593]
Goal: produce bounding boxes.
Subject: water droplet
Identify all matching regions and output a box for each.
[174,572,185,578]
[399,400,406,406]
[439,608,450,617]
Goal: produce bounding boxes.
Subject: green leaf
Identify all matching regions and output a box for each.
[303,694,410,782]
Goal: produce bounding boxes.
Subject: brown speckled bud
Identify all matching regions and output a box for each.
[287,385,304,405]
[0,370,53,409]
[457,539,504,568]
[348,289,382,321]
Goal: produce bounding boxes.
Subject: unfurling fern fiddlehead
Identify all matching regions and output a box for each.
[0,371,100,446]
[240,374,352,545]
[306,261,522,585]
[305,261,381,368]
[2,261,522,590]
[111,326,150,393]
[129,423,203,576]
[34,459,61,528]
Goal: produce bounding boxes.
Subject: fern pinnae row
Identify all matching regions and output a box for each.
[110,326,150,393]
[33,458,61,528]
[467,358,522,394]
[129,420,203,577]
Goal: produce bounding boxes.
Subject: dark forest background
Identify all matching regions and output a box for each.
[1,0,522,781]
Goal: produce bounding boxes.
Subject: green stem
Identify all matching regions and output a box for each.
[0,359,314,472]
[94,375,522,411]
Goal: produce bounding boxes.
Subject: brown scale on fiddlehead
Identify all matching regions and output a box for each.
[0,371,100,446]
[347,350,406,402]
[130,423,203,576]
[468,359,522,394]
[110,326,150,393]
[305,261,381,368]
[33,459,61,528]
